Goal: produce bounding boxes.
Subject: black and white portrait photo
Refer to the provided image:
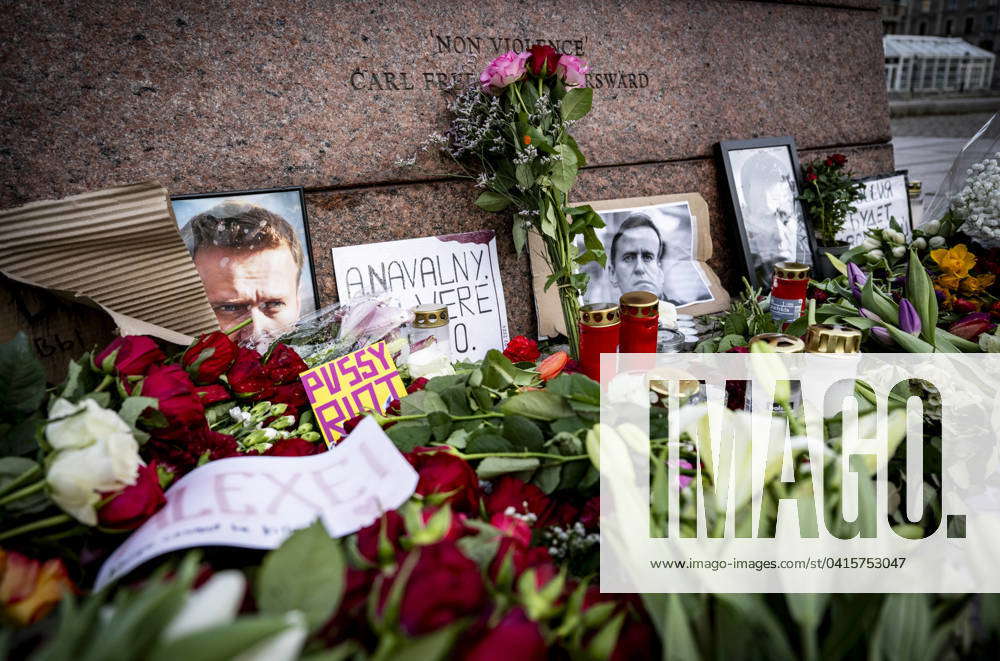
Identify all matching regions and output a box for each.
[577,201,715,307]
[172,187,318,342]
[718,137,814,287]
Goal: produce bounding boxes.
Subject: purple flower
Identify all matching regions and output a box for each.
[871,327,894,346]
[859,308,883,323]
[898,299,921,336]
[847,262,868,302]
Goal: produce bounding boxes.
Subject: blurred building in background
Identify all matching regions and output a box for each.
[882,0,1000,88]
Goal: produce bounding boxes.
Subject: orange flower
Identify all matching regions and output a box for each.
[0,549,74,626]
[960,273,996,295]
[936,274,962,291]
[522,134,531,145]
[931,244,976,278]
[935,286,955,308]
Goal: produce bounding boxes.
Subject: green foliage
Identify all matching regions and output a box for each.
[256,520,346,632]
[798,155,866,244]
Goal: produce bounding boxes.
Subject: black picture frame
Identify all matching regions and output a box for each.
[716,137,817,289]
[170,186,320,318]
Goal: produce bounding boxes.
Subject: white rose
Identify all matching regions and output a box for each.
[929,236,946,248]
[658,300,678,329]
[45,399,141,526]
[922,220,941,235]
[911,237,927,250]
[46,398,132,451]
[861,236,881,250]
[892,246,906,258]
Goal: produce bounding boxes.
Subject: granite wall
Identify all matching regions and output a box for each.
[0,0,892,336]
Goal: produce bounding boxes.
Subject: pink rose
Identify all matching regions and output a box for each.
[556,54,590,87]
[480,51,530,94]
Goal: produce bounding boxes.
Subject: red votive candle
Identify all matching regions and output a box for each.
[619,291,660,353]
[769,262,810,325]
[579,302,621,381]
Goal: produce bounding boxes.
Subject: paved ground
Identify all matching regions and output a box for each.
[891,112,997,205]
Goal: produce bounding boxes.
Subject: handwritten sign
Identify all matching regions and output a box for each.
[300,341,405,446]
[95,417,417,590]
[836,173,911,248]
[332,231,510,361]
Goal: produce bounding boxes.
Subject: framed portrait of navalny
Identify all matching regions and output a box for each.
[530,194,730,338]
[717,137,816,288]
[171,187,318,343]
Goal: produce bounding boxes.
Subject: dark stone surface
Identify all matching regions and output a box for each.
[307,143,894,335]
[1,0,888,205]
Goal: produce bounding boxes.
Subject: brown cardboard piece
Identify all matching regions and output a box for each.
[0,182,219,379]
[530,193,730,338]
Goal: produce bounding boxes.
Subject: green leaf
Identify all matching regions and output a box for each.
[540,198,559,239]
[885,324,936,353]
[561,87,593,121]
[783,314,810,337]
[515,162,535,190]
[475,191,510,212]
[256,520,345,632]
[533,464,562,494]
[465,431,513,454]
[563,133,587,167]
[502,415,545,452]
[119,396,157,444]
[500,391,574,421]
[860,277,900,326]
[475,456,540,479]
[386,421,431,452]
[906,249,938,345]
[401,390,448,416]
[0,332,46,420]
[525,125,555,154]
[934,327,981,352]
[550,144,579,193]
[427,410,452,442]
[438,385,474,416]
[824,251,850,277]
[391,620,465,661]
[512,219,528,255]
[148,615,295,661]
[0,414,44,457]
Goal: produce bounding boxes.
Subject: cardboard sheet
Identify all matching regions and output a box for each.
[0,182,218,343]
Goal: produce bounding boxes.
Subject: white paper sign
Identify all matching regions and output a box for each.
[836,173,911,248]
[95,417,417,590]
[332,231,510,361]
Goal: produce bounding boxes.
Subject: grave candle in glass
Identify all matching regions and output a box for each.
[619,291,659,353]
[410,304,451,354]
[578,303,621,381]
[769,262,810,325]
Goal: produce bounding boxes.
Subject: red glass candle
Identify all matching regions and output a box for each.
[578,303,621,381]
[619,291,659,353]
[769,262,810,324]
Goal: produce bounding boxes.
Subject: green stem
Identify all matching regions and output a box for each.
[0,513,73,542]
[0,464,42,498]
[0,480,45,508]
[780,401,807,437]
[458,451,588,462]
[379,412,505,424]
[224,316,253,336]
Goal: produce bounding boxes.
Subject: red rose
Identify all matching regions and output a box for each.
[193,384,231,405]
[991,301,1000,319]
[94,336,165,376]
[832,153,847,166]
[725,345,749,354]
[528,44,560,76]
[226,347,274,400]
[824,157,834,167]
[465,608,546,661]
[138,364,205,436]
[805,171,818,183]
[270,382,309,413]
[503,335,541,363]
[484,476,550,522]
[264,343,309,384]
[406,447,480,513]
[356,511,406,564]
[181,332,238,385]
[264,438,327,457]
[145,425,238,475]
[546,501,580,528]
[489,512,532,547]
[98,462,166,530]
[396,542,487,635]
